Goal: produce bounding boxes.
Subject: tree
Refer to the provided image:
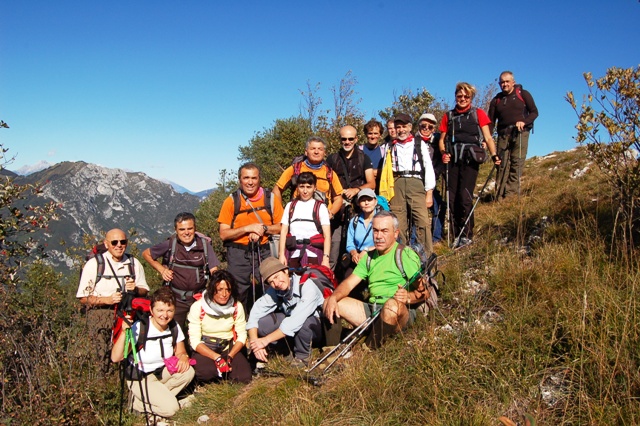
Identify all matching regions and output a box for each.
[0,125,59,285]
[566,65,640,253]
[196,168,237,262]
[379,87,447,124]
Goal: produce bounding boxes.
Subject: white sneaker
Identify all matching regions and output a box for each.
[179,394,196,409]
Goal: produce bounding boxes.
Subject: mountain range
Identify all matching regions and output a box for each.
[14,161,206,269]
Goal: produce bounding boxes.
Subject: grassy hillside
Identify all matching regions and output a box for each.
[169,147,639,425]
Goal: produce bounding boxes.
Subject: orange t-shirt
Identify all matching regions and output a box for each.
[217,190,284,246]
[275,163,343,209]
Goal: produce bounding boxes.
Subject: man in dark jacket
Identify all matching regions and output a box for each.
[488,70,539,199]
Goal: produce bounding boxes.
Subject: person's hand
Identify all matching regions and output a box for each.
[442,153,451,164]
[161,268,174,283]
[351,251,361,265]
[425,192,433,209]
[492,155,502,166]
[215,357,231,377]
[249,337,270,353]
[253,348,268,362]
[248,232,260,242]
[393,285,409,304]
[321,256,330,268]
[176,353,191,373]
[323,295,340,324]
[279,254,288,266]
[124,277,136,292]
[343,188,359,200]
[111,291,122,304]
[516,121,525,132]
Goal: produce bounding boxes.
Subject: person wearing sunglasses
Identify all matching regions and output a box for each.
[438,82,501,249]
[416,113,446,246]
[77,228,150,366]
[326,125,376,277]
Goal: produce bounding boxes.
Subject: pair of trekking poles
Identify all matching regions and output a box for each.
[307,253,437,376]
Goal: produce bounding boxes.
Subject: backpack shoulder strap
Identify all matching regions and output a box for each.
[169,319,179,348]
[288,199,299,225]
[471,107,484,145]
[230,190,242,228]
[95,252,105,283]
[125,253,136,280]
[312,200,323,234]
[264,187,274,223]
[394,243,408,281]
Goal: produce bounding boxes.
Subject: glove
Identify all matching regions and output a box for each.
[215,356,231,377]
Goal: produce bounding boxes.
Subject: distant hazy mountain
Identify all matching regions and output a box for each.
[15,161,202,269]
[165,180,214,198]
[14,160,54,175]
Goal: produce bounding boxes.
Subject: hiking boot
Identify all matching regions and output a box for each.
[290,357,309,369]
[455,237,473,249]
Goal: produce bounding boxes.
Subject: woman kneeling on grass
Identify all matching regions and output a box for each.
[111,287,195,419]
[187,270,252,384]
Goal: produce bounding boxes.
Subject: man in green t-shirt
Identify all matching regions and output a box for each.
[323,211,429,346]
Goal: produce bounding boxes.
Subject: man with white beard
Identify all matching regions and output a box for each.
[326,125,375,274]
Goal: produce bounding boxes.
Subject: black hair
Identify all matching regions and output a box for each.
[296,171,317,187]
[205,270,239,303]
[174,212,196,228]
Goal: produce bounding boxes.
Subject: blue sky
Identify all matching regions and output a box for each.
[2,0,639,192]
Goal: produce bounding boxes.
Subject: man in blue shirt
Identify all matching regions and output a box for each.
[247,257,325,365]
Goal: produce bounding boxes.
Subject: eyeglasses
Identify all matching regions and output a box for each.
[420,124,435,130]
[341,137,356,142]
[110,239,128,246]
[456,94,471,100]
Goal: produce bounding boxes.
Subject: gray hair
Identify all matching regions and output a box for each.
[305,136,327,150]
[373,209,399,231]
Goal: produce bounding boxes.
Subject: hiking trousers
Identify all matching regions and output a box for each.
[127,366,195,418]
[192,349,252,384]
[257,312,322,361]
[496,130,529,198]
[389,176,433,255]
[226,245,270,314]
[448,160,479,240]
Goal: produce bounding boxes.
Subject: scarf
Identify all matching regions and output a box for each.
[201,290,236,317]
[394,134,415,145]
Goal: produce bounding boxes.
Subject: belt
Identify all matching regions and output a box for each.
[169,285,204,302]
[224,241,269,251]
[393,171,421,178]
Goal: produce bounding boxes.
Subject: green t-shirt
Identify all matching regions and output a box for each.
[353,242,422,304]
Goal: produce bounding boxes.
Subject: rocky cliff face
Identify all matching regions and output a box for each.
[15,161,202,269]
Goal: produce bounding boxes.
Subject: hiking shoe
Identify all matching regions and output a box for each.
[455,237,473,249]
[290,357,309,369]
[179,394,196,409]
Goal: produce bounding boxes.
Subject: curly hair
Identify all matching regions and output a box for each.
[205,269,239,303]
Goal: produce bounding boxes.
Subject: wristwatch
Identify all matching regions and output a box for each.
[262,225,268,234]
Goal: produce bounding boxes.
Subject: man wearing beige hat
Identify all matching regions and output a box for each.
[246,257,325,366]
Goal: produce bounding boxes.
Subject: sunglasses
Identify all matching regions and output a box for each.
[110,239,128,246]
[420,124,435,130]
[456,94,471,100]
[340,137,356,142]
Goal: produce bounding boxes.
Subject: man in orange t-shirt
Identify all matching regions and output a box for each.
[218,163,283,313]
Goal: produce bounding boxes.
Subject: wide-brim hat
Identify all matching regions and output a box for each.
[259,257,287,283]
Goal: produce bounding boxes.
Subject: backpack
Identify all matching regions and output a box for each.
[162,233,211,284]
[290,155,334,189]
[228,188,275,228]
[84,244,136,286]
[293,264,338,299]
[491,85,534,133]
[287,198,323,235]
[447,107,483,146]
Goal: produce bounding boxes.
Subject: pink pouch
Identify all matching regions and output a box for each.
[164,356,197,374]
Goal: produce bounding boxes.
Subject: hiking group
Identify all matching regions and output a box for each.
[76,72,537,424]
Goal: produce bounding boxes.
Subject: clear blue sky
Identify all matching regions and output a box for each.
[2,0,639,192]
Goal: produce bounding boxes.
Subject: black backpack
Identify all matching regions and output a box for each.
[228,188,275,229]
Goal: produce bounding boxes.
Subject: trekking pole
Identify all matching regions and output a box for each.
[518,130,522,198]
[454,162,498,246]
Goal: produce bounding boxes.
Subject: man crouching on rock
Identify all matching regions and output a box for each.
[323,210,430,348]
[247,257,324,367]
